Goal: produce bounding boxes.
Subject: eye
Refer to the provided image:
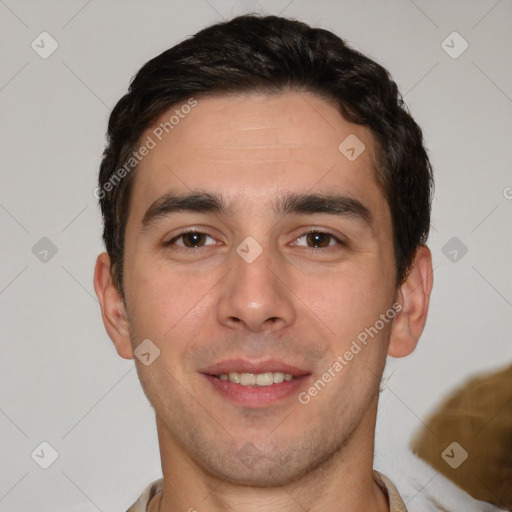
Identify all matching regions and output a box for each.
[293,230,343,249]
[166,231,216,249]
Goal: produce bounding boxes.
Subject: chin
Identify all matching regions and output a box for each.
[196,438,334,488]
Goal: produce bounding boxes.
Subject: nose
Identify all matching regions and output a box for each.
[216,243,296,333]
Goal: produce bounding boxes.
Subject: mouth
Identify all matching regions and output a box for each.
[200,359,312,407]
[216,371,295,386]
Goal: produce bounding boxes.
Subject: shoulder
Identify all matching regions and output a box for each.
[125,478,163,512]
[375,448,507,512]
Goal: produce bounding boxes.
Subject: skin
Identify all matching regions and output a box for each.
[94,91,433,512]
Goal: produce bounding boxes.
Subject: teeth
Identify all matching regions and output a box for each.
[240,373,256,386]
[229,372,240,384]
[219,371,295,386]
[273,372,285,383]
[256,372,273,386]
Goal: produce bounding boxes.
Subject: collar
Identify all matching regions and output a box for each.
[127,470,407,511]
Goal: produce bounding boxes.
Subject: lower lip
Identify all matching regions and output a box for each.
[202,374,310,407]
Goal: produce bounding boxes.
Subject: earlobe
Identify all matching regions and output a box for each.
[388,245,433,358]
[93,252,134,360]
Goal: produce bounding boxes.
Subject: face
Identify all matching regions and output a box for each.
[114,91,400,485]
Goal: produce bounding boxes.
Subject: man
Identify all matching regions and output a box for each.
[94,14,434,511]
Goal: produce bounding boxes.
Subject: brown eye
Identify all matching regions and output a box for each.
[166,231,216,249]
[306,232,332,248]
[181,232,207,247]
[293,231,341,249]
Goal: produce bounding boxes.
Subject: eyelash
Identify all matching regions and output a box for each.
[164,228,345,251]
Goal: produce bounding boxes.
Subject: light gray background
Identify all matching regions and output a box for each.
[1,0,511,510]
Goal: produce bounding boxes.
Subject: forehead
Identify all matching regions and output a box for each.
[128,91,387,223]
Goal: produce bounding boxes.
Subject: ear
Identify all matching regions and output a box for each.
[388,245,433,358]
[93,252,133,359]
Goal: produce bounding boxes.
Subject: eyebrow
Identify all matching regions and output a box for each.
[275,192,373,225]
[140,191,373,230]
[141,192,231,230]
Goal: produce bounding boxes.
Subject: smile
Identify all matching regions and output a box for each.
[217,372,295,386]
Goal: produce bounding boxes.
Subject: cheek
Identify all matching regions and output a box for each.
[296,262,394,339]
[125,256,217,343]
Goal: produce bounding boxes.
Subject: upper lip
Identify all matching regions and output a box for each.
[200,359,311,377]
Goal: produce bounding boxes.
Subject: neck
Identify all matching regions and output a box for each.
[150,397,389,512]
